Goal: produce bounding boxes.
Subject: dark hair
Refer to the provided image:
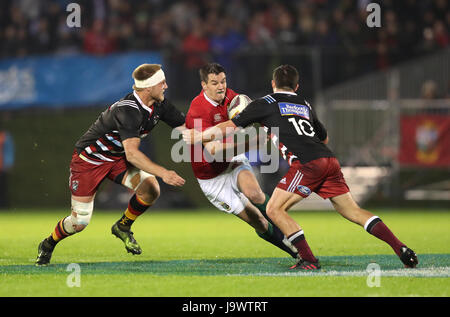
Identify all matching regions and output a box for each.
[199,63,226,83]
[272,65,299,91]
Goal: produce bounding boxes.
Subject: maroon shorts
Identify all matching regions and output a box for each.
[276,157,349,199]
[68,150,129,196]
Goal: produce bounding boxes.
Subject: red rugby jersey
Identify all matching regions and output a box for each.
[185,88,238,179]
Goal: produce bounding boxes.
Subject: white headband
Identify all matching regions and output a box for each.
[134,69,165,88]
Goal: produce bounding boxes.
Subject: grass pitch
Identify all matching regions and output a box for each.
[0,208,449,297]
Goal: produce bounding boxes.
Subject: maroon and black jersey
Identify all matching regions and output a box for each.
[75,91,185,165]
[231,91,334,165]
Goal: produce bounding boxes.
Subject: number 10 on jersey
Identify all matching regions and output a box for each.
[288,118,315,137]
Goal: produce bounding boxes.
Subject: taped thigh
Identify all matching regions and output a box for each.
[71,198,94,226]
[123,168,155,191]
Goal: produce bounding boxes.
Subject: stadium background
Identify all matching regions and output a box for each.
[0,0,448,211]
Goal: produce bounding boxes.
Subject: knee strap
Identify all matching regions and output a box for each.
[123,169,154,190]
[71,198,94,226]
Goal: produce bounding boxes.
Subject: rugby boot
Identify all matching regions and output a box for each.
[289,258,321,271]
[399,246,418,268]
[111,223,142,255]
[35,239,54,266]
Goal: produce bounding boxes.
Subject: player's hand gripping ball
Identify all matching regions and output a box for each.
[228,94,252,119]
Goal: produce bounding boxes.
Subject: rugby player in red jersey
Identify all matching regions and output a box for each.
[36,64,186,265]
[183,65,418,270]
[185,63,298,259]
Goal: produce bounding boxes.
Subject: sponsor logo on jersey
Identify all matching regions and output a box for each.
[297,185,311,196]
[278,103,310,120]
[280,177,287,184]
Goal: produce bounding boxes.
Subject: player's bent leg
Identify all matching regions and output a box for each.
[235,204,298,258]
[118,171,157,229]
[235,204,267,233]
[329,192,374,226]
[330,192,418,268]
[70,196,95,231]
[36,195,94,266]
[236,169,273,223]
[112,170,157,255]
[267,188,319,269]
[236,169,266,205]
[266,188,303,235]
[135,174,160,205]
[235,169,298,258]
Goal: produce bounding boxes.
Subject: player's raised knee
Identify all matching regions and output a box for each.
[137,176,160,204]
[243,188,265,205]
[63,212,88,233]
[70,199,93,231]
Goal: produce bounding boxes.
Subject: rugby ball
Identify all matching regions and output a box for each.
[228,94,252,119]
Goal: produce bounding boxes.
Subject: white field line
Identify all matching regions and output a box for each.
[226,267,450,277]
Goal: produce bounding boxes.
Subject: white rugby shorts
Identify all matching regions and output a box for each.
[197,155,252,215]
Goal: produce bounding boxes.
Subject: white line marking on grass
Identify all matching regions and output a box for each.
[226,267,450,278]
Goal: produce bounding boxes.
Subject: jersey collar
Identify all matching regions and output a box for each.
[274,91,297,96]
[203,91,220,107]
[133,90,154,113]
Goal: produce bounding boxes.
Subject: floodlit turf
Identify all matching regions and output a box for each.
[0,209,449,297]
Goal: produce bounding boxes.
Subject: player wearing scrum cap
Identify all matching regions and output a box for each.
[36,64,186,266]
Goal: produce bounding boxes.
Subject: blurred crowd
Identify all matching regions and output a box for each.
[0,0,448,87]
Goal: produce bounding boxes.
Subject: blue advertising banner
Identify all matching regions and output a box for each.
[0,52,162,109]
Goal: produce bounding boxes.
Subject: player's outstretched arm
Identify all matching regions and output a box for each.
[123,137,185,187]
[203,128,265,159]
[182,120,238,144]
[174,123,187,132]
[203,139,246,159]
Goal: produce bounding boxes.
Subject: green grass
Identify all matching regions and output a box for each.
[0,209,449,297]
